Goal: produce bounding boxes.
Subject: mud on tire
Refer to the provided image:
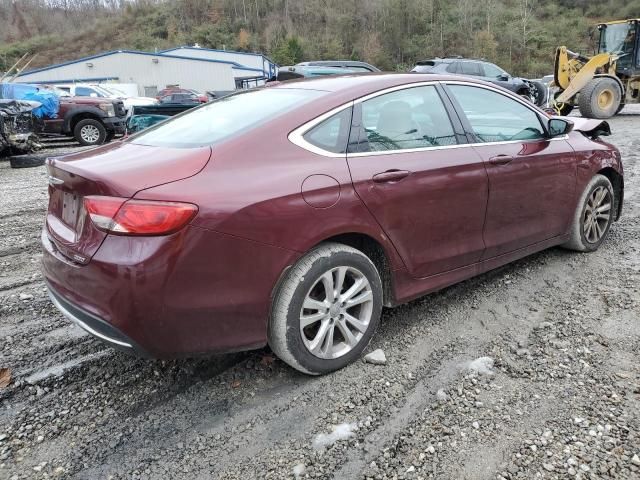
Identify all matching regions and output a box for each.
[269,242,383,375]
[563,174,615,252]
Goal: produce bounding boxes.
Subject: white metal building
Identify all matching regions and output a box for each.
[161,46,277,83]
[15,50,265,96]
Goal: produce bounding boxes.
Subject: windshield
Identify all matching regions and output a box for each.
[103,86,127,97]
[130,88,325,148]
[599,23,636,67]
[91,85,117,97]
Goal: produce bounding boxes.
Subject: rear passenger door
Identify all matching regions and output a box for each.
[346,83,489,278]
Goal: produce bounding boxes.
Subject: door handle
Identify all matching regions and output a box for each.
[372,170,411,183]
[488,155,513,166]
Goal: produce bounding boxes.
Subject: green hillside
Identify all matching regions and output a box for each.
[1,0,639,78]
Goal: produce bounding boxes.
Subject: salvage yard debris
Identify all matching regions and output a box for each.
[0,368,11,388]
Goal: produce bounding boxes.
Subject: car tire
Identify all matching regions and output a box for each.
[531,81,548,107]
[578,77,622,119]
[563,174,615,252]
[9,154,46,169]
[74,119,107,146]
[269,242,383,375]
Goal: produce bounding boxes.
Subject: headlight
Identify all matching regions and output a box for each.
[98,103,116,117]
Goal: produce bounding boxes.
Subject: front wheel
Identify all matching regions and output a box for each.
[74,119,107,146]
[563,174,615,252]
[269,243,383,375]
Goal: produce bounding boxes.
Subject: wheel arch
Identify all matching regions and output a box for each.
[597,166,624,220]
[271,231,399,308]
[67,111,102,133]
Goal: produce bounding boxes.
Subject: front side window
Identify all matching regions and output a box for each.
[303,107,352,154]
[482,63,506,79]
[131,88,324,148]
[359,85,457,152]
[447,85,545,142]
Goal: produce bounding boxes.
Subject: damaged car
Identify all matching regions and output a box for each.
[42,75,623,375]
[0,99,42,159]
[411,57,548,107]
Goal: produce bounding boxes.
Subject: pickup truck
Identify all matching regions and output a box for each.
[42,86,127,145]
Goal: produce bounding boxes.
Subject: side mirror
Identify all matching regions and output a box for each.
[498,74,509,81]
[548,118,573,137]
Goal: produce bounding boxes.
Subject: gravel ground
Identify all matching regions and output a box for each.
[0,111,639,480]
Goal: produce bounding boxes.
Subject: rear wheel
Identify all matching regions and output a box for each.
[578,77,622,119]
[74,119,106,146]
[563,174,615,252]
[269,243,383,375]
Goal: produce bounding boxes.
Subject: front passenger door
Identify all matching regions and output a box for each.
[445,84,576,259]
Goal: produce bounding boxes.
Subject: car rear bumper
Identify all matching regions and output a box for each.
[47,282,148,356]
[41,224,299,358]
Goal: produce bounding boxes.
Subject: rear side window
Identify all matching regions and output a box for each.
[460,62,482,76]
[447,85,545,142]
[131,88,324,148]
[358,85,457,151]
[303,107,352,154]
[445,62,460,74]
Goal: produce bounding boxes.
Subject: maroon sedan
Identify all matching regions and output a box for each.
[42,74,624,375]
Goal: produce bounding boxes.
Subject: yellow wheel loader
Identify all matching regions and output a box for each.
[553,19,640,118]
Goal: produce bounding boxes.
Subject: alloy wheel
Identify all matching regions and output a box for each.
[81,125,101,144]
[299,266,373,359]
[583,186,612,244]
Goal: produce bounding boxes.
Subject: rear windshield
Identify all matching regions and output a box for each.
[130,88,324,148]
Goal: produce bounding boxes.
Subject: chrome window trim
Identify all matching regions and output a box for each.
[288,80,563,158]
[347,135,569,158]
[288,102,354,158]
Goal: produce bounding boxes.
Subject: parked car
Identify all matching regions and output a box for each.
[39,86,127,145]
[156,87,208,103]
[42,75,623,375]
[2,83,126,146]
[158,92,202,104]
[54,83,157,117]
[273,65,362,82]
[411,58,547,107]
[0,99,41,158]
[296,60,380,72]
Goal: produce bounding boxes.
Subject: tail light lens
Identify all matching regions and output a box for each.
[84,196,198,235]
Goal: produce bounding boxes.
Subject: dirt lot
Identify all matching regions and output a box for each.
[0,112,639,480]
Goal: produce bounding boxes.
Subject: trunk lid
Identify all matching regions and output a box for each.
[45,141,211,264]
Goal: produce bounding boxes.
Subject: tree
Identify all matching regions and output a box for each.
[272,36,304,65]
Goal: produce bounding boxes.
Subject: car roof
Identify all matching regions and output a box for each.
[269,72,491,94]
[297,60,380,71]
[418,58,491,64]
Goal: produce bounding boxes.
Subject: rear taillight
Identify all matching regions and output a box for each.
[84,196,198,236]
